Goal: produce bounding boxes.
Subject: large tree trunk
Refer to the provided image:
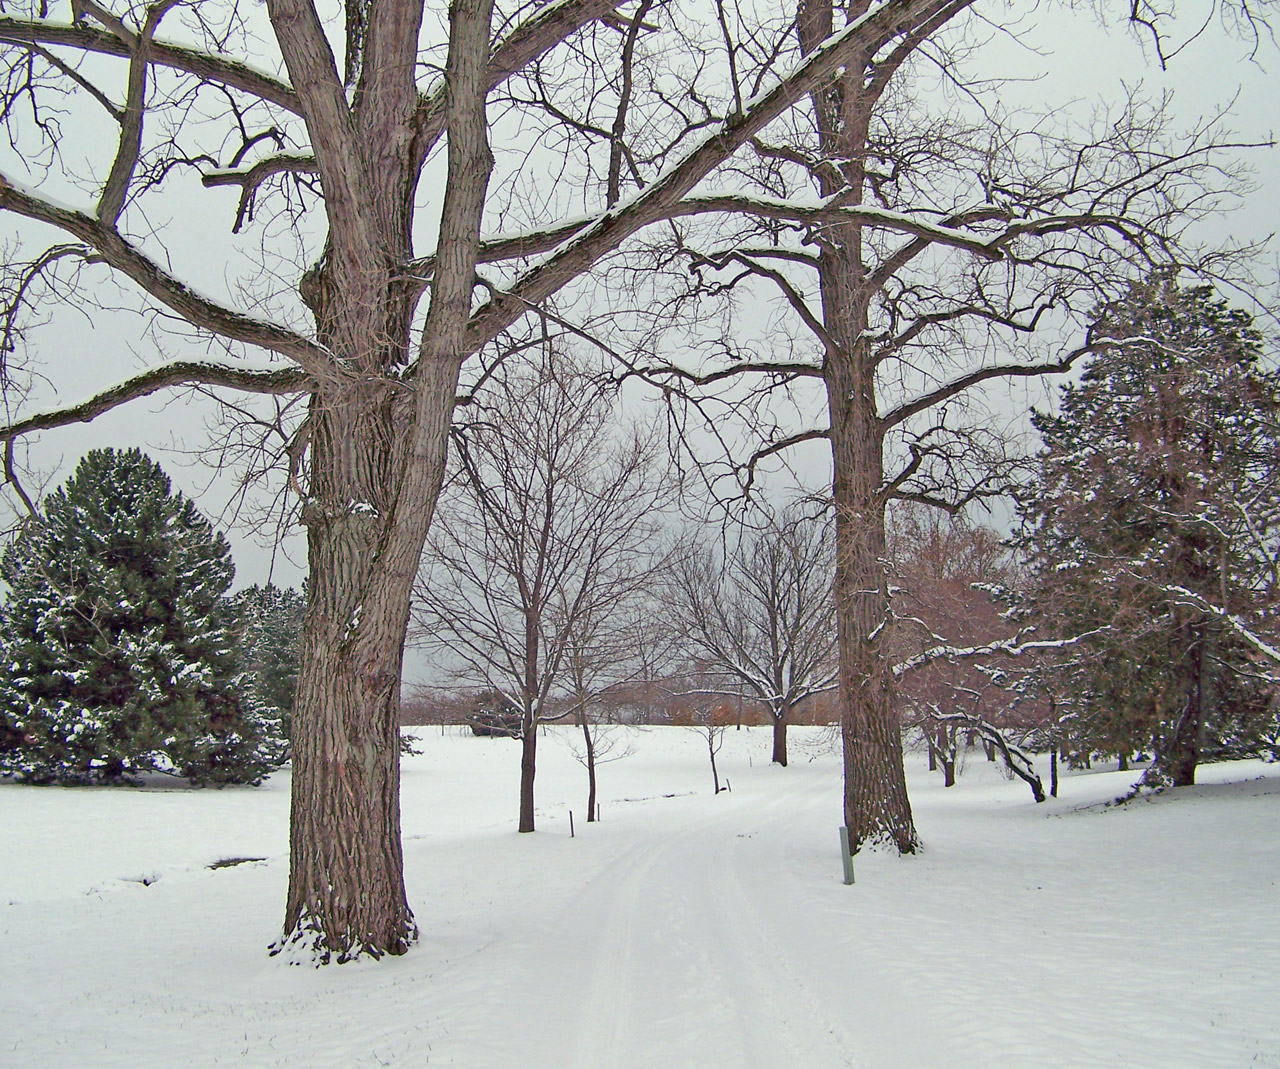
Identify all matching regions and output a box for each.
[829,370,917,852]
[269,0,493,960]
[801,0,918,855]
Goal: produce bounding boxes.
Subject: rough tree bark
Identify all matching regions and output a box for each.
[274,0,496,960]
[800,0,926,853]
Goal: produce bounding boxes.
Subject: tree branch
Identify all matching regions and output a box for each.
[0,360,309,442]
[464,0,977,354]
[0,175,329,368]
[0,17,303,113]
[881,340,1095,430]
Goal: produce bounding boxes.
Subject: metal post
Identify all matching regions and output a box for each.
[839,826,855,885]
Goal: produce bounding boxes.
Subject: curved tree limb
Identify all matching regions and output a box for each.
[0,174,330,369]
[0,360,310,443]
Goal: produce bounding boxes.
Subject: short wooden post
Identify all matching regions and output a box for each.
[569,810,575,838]
[839,826,855,885]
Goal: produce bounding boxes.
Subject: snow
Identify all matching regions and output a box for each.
[2,727,1278,1067]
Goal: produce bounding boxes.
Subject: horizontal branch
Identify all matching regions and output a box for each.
[893,628,1108,679]
[0,361,310,442]
[201,153,320,232]
[0,17,302,113]
[406,190,1001,286]
[0,174,329,369]
[881,341,1091,430]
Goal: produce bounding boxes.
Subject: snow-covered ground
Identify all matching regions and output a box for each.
[2,726,1277,1067]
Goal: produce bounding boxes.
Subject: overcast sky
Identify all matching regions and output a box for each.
[1,1,1276,685]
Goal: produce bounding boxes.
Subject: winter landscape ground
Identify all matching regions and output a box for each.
[2,725,1277,1068]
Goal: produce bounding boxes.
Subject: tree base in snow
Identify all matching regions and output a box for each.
[268,909,418,967]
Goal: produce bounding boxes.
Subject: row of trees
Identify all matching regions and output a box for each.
[0,0,1272,960]
[0,448,304,785]
[411,348,839,830]
[413,273,1280,830]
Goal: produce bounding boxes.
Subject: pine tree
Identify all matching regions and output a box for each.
[232,584,305,741]
[0,448,284,785]
[1017,274,1280,786]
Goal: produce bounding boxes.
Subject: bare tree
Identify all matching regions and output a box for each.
[412,348,669,832]
[669,506,835,767]
[0,0,993,958]
[888,505,1031,773]
[627,4,1265,853]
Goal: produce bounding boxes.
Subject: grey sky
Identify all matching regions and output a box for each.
[1,2,1275,691]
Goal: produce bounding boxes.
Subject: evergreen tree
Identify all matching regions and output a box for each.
[232,584,305,741]
[0,448,284,785]
[1017,274,1280,787]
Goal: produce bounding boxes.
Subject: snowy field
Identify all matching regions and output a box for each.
[2,725,1277,1068]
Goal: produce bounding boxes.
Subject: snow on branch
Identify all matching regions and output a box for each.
[464,0,972,354]
[0,16,302,113]
[0,174,329,369]
[927,709,1046,802]
[893,628,1107,679]
[0,361,310,445]
[1160,583,1280,666]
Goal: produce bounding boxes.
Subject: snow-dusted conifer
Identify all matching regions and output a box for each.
[232,584,304,743]
[1016,274,1280,785]
[0,448,284,785]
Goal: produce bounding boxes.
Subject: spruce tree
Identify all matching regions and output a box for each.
[1017,274,1280,786]
[232,583,305,741]
[0,448,284,785]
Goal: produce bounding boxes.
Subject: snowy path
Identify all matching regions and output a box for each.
[2,726,1279,1067]
[434,763,862,1068]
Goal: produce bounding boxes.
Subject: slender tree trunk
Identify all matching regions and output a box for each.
[519,712,538,832]
[771,701,790,766]
[581,713,598,822]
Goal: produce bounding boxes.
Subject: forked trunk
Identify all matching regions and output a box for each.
[271,0,492,961]
[278,369,457,961]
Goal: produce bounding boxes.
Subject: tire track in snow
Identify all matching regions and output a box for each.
[700,771,862,1066]
[451,764,865,1068]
